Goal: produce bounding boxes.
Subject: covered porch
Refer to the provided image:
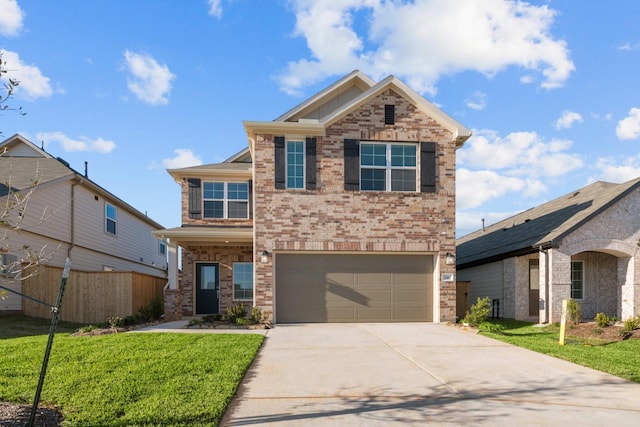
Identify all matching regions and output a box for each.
[153,226,254,321]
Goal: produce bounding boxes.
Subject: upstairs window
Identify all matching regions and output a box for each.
[286,140,305,189]
[203,182,249,219]
[159,240,166,256]
[105,202,117,235]
[360,142,416,192]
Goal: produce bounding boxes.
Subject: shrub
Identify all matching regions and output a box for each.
[594,312,609,328]
[566,299,582,326]
[106,316,124,329]
[462,297,491,327]
[623,317,639,333]
[235,317,250,326]
[137,293,164,322]
[226,303,247,323]
[250,307,263,324]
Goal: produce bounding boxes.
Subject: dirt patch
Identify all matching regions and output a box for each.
[0,402,62,427]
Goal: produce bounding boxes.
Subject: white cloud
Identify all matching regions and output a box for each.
[162,149,203,169]
[592,156,640,183]
[123,50,176,106]
[555,110,583,129]
[277,0,574,96]
[465,91,487,111]
[207,0,222,18]
[456,169,525,209]
[0,0,23,36]
[458,130,583,177]
[0,49,52,100]
[616,107,640,140]
[37,132,116,153]
[617,42,640,51]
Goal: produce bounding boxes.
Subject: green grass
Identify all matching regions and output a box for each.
[479,319,640,383]
[0,316,264,426]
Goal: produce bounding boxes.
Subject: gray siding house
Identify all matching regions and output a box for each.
[0,134,167,313]
[456,177,640,323]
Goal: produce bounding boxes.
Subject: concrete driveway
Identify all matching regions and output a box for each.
[221,323,640,426]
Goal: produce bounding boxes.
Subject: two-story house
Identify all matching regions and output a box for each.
[0,134,168,313]
[155,70,471,323]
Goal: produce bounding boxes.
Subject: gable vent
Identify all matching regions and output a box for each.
[384,105,395,125]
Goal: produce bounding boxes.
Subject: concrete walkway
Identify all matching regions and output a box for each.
[220,323,640,426]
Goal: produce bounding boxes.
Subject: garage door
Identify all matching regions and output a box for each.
[275,253,433,323]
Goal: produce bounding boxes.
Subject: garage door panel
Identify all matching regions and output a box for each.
[276,254,433,323]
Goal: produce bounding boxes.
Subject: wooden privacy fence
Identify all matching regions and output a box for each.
[22,265,166,324]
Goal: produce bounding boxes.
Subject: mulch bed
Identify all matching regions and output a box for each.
[0,402,62,427]
[563,321,640,343]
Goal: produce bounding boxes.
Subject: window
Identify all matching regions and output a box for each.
[233,263,253,300]
[360,142,416,191]
[105,202,117,235]
[0,253,18,278]
[203,182,249,219]
[159,240,166,256]
[571,261,584,300]
[286,140,305,189]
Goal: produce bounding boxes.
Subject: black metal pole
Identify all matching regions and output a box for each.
[27,257,71,427]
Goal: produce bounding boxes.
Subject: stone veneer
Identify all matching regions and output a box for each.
[253,89,458,321]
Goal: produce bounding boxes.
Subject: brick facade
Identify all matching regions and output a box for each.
[253,89,458,321]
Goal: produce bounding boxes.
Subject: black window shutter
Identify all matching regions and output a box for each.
[187,178,201,218]
[420,142,437,193]
[274,136,285,189]
[305,137,317,190]
[248,179,253,219]
[384,105,395,125]
[344,139,360,191]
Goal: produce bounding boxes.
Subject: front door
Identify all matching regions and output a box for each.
[196,263,219,314]
[529,259,539,316]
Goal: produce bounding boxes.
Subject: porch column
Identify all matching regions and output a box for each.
[620,256,638,320]
[167,242,179,290]
[163,240,182,321]
[540,249,571,323]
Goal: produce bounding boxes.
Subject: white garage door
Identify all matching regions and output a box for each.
[275,253,434,323]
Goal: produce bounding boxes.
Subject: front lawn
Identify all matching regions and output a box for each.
[0,316,264,426]
[478,320,640,383]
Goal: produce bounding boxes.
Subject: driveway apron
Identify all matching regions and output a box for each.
[221,323,640,426]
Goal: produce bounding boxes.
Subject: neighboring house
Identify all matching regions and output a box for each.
[0,134,168,313]
[456,178,640,323]
[154,70,471,323]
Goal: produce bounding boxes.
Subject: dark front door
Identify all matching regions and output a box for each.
[196,263,219,314]
[529,259,539,316]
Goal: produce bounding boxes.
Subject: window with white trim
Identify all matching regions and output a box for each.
[286,140,305,189]
[360,142,417,191]
[203,182,249,219]
[233,262,253,300]
[571,261,584,300]
[159,240,166,256]
[105,202,117,235]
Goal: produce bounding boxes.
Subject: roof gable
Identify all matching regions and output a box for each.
[275,70,376,123]
[457,177,640,267]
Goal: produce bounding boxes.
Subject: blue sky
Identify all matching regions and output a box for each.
[1,0,639,238]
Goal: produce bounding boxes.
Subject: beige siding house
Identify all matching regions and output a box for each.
[156,70,471,323]
[0,134,167,313]
[457,178,640,323]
